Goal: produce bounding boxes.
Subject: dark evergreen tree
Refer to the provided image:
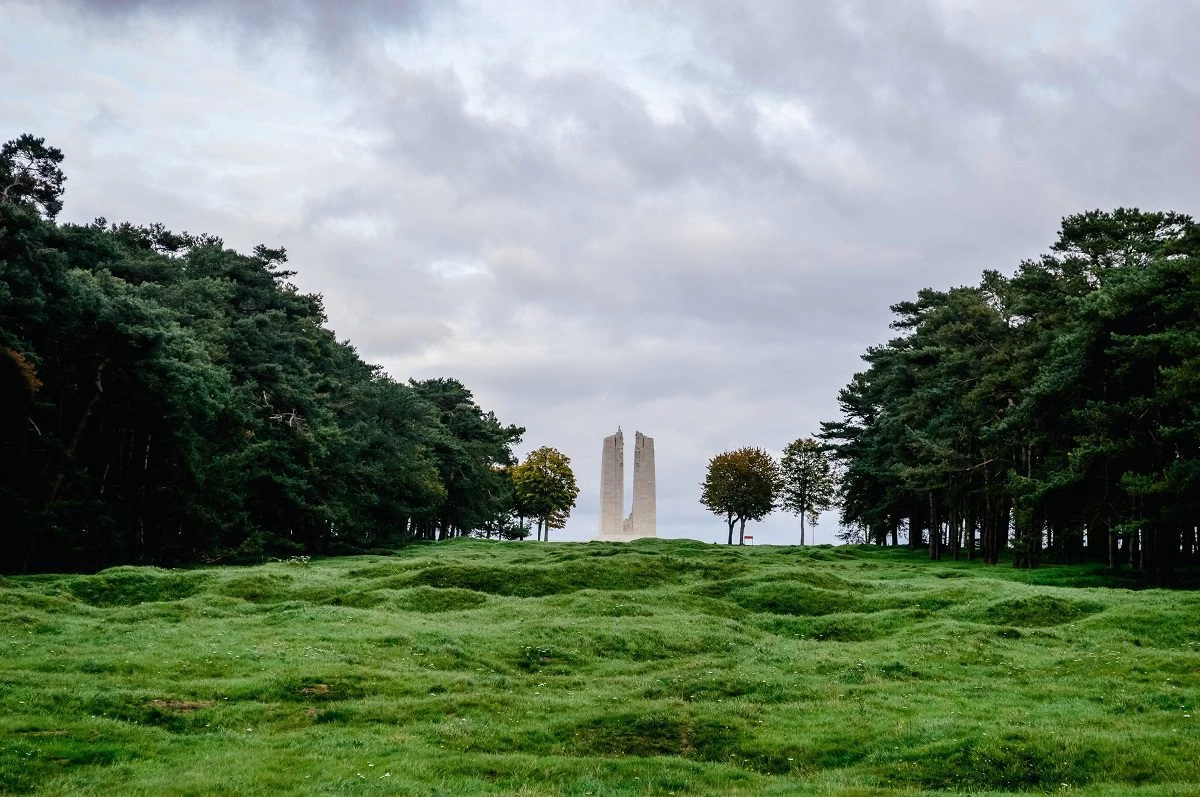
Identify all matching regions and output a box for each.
[823,209,1200,582]
[0,136,525,573]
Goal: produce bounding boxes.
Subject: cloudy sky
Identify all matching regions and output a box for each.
[4,0,1198,544]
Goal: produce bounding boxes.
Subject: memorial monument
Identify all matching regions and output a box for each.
[595,428,656,540]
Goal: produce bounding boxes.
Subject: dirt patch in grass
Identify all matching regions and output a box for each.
[246,676,370,703]
[148,699,214,712]
[559,711,745,761]
[515,645,577,673]
[63,692,214,733]
[299,684,331,696]
[16,728,69,736]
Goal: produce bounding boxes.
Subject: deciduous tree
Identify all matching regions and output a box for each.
[700,447,779,545]
[779,437,836,545]
[511,446,580,541]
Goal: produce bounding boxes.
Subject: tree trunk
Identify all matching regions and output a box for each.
[47,357,110,504]
[137,430,151,562]
[738,517,747,546]
[982,466,995,565]
[726,512,735,545]
[996,503,1010,565]
[928,492,940,561]
[949,503,960,561]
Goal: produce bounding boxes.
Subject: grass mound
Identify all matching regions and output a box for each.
[756,612,891,641]
[291,584,387,608]
[217,572,294,602]
[887,732,1098,790]
[557,710,744,760]
[0,724,135,794]
[68,567,209,606]
[396,586,488,612]
[730,582,860,616]
[515,644,576,673]
[984,594,1105,626]
[879,730,1185,791]
[406,555,706,596]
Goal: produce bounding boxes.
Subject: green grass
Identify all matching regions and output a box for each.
[2,540,1198,796]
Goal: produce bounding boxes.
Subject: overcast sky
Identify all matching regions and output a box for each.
[4,0,1199,544]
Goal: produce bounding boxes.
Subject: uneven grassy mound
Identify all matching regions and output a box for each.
[68,567,211,606]
[404,553,736,596]
[1,539,1197,796]
[982,594,1105,627]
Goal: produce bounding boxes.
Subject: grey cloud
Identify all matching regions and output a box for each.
[35,0,438,56]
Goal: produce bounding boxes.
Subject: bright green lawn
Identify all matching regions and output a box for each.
[2,539,1197,796]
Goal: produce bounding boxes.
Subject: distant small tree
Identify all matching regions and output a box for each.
[475,466,533,540]
[700,447,779,545]
[476,513,531,541]
[836,523,867,545]
[779,437,837,545]
[1,134,66,219]
[511,447,580,541]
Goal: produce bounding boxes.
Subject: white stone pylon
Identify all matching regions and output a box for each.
[596,428,657,541]
[598,428,624,539]
[631,431,656,538]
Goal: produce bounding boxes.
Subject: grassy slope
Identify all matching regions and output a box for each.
[1,539,1197,796]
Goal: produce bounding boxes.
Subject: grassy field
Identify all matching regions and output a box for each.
[1,539,1197,796]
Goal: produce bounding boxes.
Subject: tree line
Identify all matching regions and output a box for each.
[9,134,1196,579]
[819,209,1200,583]
[1,135,582,573]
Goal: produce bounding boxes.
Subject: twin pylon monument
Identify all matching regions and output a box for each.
[595,427,656,540]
